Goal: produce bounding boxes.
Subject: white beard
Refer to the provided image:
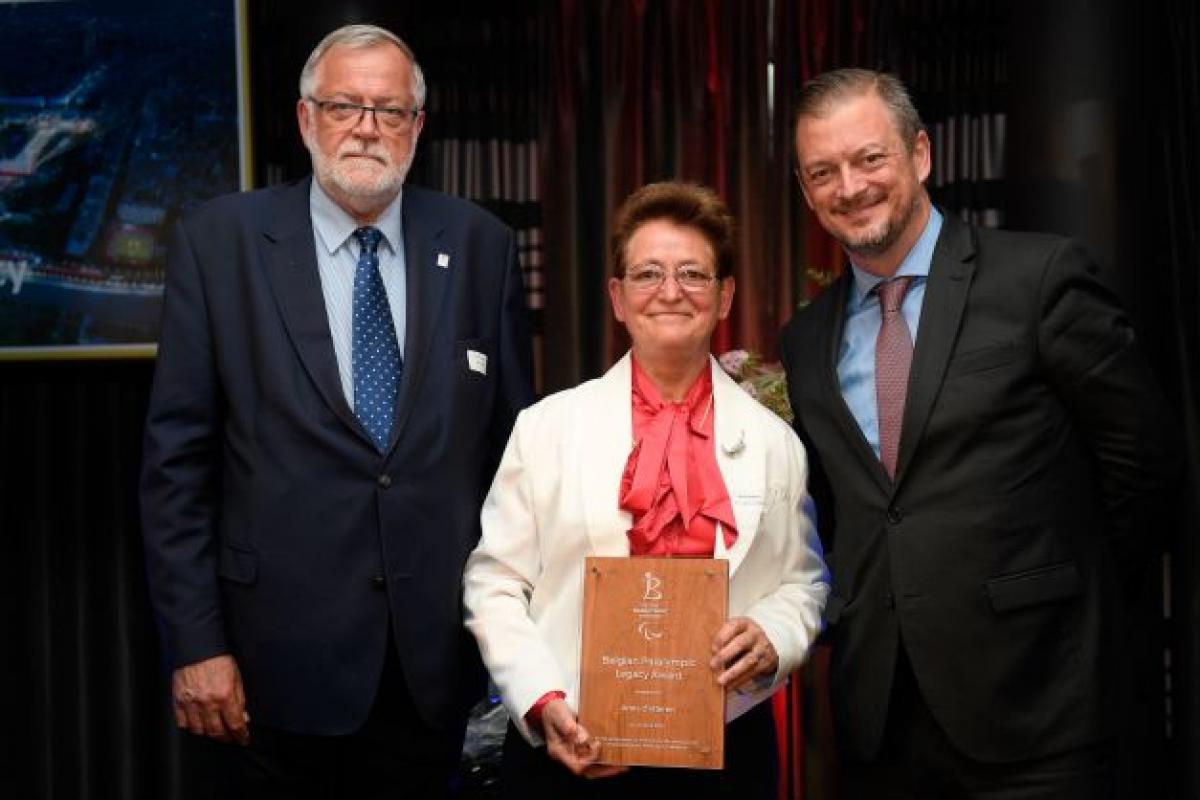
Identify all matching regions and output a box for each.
[305,133,415,211]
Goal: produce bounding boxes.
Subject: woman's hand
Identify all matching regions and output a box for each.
[711,616,779,691]
[540,699,629,779]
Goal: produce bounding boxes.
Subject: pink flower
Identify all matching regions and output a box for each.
[719,349,750,376]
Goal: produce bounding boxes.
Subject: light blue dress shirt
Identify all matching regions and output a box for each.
[310,180,408,410]
[836,207,943,459]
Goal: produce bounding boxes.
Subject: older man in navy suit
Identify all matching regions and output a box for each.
[140,24,532,798]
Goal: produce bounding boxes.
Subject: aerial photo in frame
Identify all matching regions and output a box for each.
[0,0,247,358]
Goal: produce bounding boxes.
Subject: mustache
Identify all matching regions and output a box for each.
[336,144,390,165]
[832,192,884,214]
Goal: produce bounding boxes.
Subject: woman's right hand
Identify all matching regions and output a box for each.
[541,699,629,779]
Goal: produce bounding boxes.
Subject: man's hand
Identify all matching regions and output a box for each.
[172,654,250,745]
[541,699,627,779]
[711,616,779,691]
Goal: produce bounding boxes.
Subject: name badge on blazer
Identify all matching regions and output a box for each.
[467,349,488,375]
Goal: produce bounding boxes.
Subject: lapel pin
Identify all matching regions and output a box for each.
[436,252,450,268]
[721,430,746,457]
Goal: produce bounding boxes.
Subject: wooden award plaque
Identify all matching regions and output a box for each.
[578,556,728,769]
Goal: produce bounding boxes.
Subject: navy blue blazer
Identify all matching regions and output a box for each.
[141,177,533,735]
[780,212,1176,763]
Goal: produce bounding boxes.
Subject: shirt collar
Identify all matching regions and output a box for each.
[309,178,404,256]
[629,353,713,424]
[848,206,943,302]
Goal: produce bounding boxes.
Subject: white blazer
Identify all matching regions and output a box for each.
[463,353,830,744]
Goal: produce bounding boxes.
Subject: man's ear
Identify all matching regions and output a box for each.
[912,129,932,184]
[297,98,313,143]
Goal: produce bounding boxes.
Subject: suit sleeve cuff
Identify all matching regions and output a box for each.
[165,619,229,669]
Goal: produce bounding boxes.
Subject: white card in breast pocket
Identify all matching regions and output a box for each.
[467,349,488,375]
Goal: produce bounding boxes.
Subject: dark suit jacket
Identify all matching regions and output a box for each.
[780,211,1176,763]
[140,178,533,736]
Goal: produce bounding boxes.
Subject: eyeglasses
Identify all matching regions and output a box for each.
[623,264,720,293]
[306,97,422,133]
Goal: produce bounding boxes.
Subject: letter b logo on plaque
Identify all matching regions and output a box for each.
[579,556,728,769]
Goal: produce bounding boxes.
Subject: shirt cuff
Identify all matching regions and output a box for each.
[524,690,567,735]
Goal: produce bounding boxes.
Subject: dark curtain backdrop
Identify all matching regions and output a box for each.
[1147,1,1200,795]
[0,361,241,800]
[3,2,1199,799]
[542,0,824,389]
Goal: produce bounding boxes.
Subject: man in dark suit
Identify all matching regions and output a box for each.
[140,24,532,798]
[780,68,1176,798]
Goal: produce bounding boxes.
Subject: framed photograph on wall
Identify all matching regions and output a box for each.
[0,0,250,359]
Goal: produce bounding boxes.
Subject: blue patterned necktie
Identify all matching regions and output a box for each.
[351,226,402,452]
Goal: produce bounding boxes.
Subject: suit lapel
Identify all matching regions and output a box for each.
[712,359,765,576]
[894,213,976,483]
[580,355,635,556]
[820,274,892,493]
[260,178,371,446]
[387,187,451,456]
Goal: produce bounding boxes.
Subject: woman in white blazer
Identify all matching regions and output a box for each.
[463,182,829,798]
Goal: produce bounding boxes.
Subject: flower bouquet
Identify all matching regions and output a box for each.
[717,350,793,424]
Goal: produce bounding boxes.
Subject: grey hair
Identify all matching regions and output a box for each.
[793,68,924,152]
[298,24,427,109]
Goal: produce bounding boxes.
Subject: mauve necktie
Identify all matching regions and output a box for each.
[875,277,914,479]
[351,226,402,452]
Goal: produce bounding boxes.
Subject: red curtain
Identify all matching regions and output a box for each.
[543,0,847,390]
